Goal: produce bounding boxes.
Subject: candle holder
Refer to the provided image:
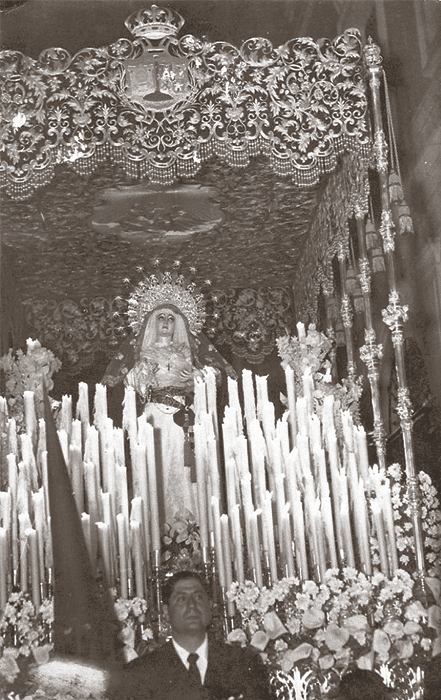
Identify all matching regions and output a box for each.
[151,549,162,631]
[46,567,53,597]
[263,551,272,588]
[202,545,211,582]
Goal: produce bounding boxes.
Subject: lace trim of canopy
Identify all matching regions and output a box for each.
[0,28,371,200]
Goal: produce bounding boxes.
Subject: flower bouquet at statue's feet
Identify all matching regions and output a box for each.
[161,510,203,574]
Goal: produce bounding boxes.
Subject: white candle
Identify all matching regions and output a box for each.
[355,425,370,485]
[60,395,72,441]
[102,492,116,582]
[225,458,238,519]
[297,322,305,339]
[255,374,269,421]
[371,499,389,576]
[194,424,209,549]
[93,383,108,432]
[211,496,226,588]
[145,423,160,551]
[26,528,40,610]
[220,514,235,616]
[208,437,221,502]
[70,419,82,451]
[248,420,267,509]
[37,418,47,472]
[321,488,338,569]
[97,522,112,586]
[23,391,37,444]
[230,503,244,583]
[57,429,69,471]
[302,367,314,415]
[341,411,354,453]
[261,401,275,444]
[204,367,219,439]
[117,513,129,599]
[282,506,295,577]
[314,503,327,579]
[122,386,138,450]
[262,491,278,583]
[340,501,356,569]
[227,376,242,434]
[69,444,84,514]
[0,528,8,610]
[327,429,344,557]
[380,482,399,574]
[130,520,144,599]
[114,427,126,468]
[242,369,256,426]
[32,490,46,584]
[76,382,90,446]
[240,473,254,567]
[18,512,31,592]
[20,433,38,491]
[355,478,372,575]
[296,397,308,437]
[293,490,308,580]
[7,417,18,456]
[84,462,100,563]
[284,365,297,448]
[250,510,263,587]
[40,451,50,529]
[81,513,92,560]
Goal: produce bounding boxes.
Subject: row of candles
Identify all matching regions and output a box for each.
[0,358,400,616]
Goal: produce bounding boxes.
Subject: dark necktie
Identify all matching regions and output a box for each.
[187,652,202,687]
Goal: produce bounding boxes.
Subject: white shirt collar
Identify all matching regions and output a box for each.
[172,635,208,682]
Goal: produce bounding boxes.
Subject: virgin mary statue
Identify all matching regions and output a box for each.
[102,268,232,526]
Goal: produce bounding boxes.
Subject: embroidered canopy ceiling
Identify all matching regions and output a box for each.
[0,4,374,366]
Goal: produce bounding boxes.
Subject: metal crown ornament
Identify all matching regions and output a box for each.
[126,267,206,337]
[125,4,185,40]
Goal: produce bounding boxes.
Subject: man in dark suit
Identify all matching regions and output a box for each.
[117,570,271,700]
[423,652,441,700]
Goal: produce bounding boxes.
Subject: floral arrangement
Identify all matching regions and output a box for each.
[113,594,155,662]
[161,509,203,574]
[0,339,61,428]
[0,592,53,694]
[277,325,363,428]
[388,464,441,581]
[227,568,438,696]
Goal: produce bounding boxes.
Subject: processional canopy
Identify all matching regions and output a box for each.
[1,4,375,359]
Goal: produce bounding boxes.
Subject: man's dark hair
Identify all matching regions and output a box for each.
[338,669,391,700]
[162,571,209,606]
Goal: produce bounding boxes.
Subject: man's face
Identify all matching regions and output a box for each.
[165,578,212,637]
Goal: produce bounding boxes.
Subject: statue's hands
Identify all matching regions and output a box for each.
[179,368,193,381]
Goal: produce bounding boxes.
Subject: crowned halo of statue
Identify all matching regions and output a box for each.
[102,265,233,526]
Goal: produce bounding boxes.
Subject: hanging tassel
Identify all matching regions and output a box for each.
[397,203,414,234]
[371,248,386,273]
[335,318,346,346]
[353,285,365,314]
[389,170,404,204]
[325,295,338,323]
[345,264,357,295]
[365,218,378,250]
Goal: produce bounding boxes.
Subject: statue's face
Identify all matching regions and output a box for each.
[155,308,176,339]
